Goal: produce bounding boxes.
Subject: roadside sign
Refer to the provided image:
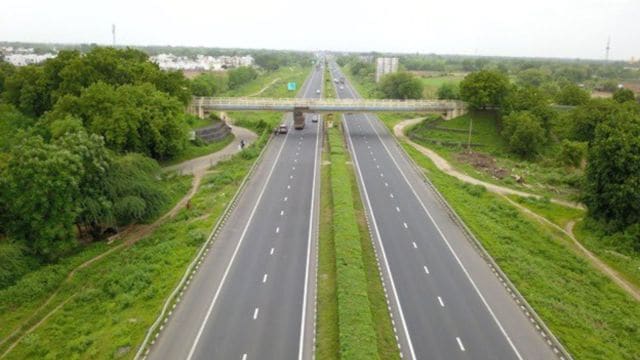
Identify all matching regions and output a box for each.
[287,82,297,91]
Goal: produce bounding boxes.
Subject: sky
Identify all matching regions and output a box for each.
[1,0,639,60]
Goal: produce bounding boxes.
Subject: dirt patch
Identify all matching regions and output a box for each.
[456,151,510,179]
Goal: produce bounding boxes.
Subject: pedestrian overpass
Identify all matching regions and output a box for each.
[189,97,467,119]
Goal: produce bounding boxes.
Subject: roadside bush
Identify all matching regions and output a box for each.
[0,241,38,289]
[501,111,546,158]
[557,139,586,167]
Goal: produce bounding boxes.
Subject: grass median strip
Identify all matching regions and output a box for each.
[315,120,400,360]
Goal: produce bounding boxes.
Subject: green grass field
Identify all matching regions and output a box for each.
[418,74,465,99]
[222,66,310,98]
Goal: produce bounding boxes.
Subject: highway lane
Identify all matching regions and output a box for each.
[329,63,557,360]
[148,65,323,360]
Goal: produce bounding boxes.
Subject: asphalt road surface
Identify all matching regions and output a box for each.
[329,63,557,360]
[148,65,323,360]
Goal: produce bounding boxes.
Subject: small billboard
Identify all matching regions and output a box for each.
[287,82,297,91]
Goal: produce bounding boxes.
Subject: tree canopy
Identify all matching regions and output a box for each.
[584,109,640,230]
[378,72,424,99]
[459,70,510,110]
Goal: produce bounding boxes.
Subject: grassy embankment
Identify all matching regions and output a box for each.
[316,65,399,359]
[343,65,640,359]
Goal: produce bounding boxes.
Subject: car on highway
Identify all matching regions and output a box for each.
[277,124,288,134]
[339,85,344,90]
[316,89,321,94]
[311,115,318,123]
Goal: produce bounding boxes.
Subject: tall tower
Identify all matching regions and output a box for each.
[605,37,611,62]
[112,24,116,47]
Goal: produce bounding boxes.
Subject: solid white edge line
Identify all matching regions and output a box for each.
[184,66,320,360]
[343,116,417,360]
[297,68,322,360]
[361,112,524,360]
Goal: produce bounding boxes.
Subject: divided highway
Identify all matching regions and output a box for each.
[148,66,323,360]
[329,63,558,360]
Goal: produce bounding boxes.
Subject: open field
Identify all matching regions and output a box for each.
[418,74,465,99]
[222,66,310,98]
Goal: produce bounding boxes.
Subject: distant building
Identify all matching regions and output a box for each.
[1,47,56,66]
[150,54,254,71]
[375,57,399,82]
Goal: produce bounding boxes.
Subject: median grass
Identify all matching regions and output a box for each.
[329,121,379,359]
[400,142,640,360]
[0,132,272,359]
[315,121,401,360]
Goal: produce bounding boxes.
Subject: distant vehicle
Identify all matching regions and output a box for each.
[334,78,339,83]
[312,115,318,123]
[277,124,288,134]
[294,110,305,130]
[340,85,344,90]
[316,89,321,94]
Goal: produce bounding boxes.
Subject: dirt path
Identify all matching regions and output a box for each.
[504,199,640,301]
[248,78,280,97]
[395,118,640,302]
[164,124,258,176]
[394,118,583,209]
[0,124,258,356]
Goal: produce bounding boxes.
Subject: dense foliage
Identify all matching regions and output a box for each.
[459,70,510,109]
[584,106,640,231]
[378,72,423,99]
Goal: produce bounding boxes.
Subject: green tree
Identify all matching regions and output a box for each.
[555,83,590,106]
[584,110,640,230]
[378,72,424,99]
[557,139,586,167]
[612,88,636,103]
[2,65,48,117]
[227,66,258,89]
[437,82,459,99]
[191,72,228,96]
[0,136,82,259]
[459,70,510,110]
[516,68,550,87]
[501,111,546,158]
[0,60,16,94]
[48,82,187,160]
[569,99,620,142]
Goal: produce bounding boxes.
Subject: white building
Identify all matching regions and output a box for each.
[375,57,399,82]
[150,54,254,71]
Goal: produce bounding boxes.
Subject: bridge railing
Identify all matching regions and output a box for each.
[191,97,466,112]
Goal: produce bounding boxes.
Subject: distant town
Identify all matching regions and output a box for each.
[0,46,254,71]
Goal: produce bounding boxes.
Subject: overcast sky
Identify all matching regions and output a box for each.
[1,0,638,60]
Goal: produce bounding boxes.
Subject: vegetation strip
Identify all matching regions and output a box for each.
[327,122,379,359]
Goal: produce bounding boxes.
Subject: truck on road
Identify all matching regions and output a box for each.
[293,109,306,130]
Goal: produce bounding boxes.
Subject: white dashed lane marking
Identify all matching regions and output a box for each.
[456,337,466,351]
[438,296,445,307]
[270,248,275,255]
[423,265,430,274]
[396,206,400,212]
[276,227,280,234]
[412,242,417,249]
[262,274,268,283]
[253,308,259,320]
[403,222,408,229]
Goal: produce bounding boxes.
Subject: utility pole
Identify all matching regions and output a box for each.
[605,36,611,62]
[112,24,116,47]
